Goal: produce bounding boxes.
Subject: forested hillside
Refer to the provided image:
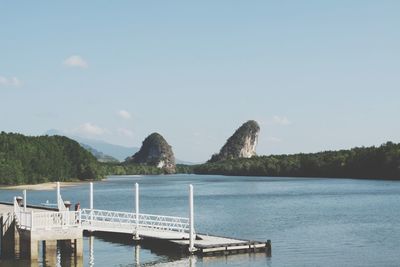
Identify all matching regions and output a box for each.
[194,142,400,180]
[2,131,399,184]
[0,132,103,184]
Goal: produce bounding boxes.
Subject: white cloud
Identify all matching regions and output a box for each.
[117,128,134,138]
[117,110,131,119]
[0,75,22,87]
[266,137,283,143]
[63,55,88,68]
[75,122,106,136]
[0,76,7,86]
[272,115,291,126]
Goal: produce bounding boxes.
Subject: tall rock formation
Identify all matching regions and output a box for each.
[126,133,176,174]
[209,120,260,162]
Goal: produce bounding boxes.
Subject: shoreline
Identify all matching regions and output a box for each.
[0,180,96,191]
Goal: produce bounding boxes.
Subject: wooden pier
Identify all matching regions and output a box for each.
[1,182,271,263]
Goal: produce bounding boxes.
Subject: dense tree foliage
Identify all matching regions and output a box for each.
[100,162,164,175]
[0,132,103,185]
[175,164,194,174]
[194,142,400,180]
[0,132,181,185]
[3,131,399,184]
[100,162,192,176]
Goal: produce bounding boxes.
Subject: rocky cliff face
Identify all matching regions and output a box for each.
[126,133,176,173]
[209,120,260,162]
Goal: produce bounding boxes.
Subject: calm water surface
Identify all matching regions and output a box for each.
[1,174,399,266]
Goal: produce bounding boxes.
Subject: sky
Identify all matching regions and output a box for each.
[1,1,400,162]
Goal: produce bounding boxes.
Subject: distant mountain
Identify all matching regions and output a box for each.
[80,143,119,163]
[126,132,176,174]
[45,129,139,162]
[175,159,199,165]
[209,120,260,163]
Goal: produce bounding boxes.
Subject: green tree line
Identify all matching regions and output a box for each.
[0,132,179,185]
[99,163,193,176]
[2,131,399,184]
[193,142,400,180]
[0,132,103,185]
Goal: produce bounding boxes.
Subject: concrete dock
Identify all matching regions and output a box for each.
[1,202,82,263]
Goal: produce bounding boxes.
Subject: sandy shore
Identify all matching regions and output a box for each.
[0,181,90,191]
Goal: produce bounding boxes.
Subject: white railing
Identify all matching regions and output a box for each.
[80,209,190,233]
[33,211,80,230]
[13,197,21,214]
[57,194,68,211]
[13,197,25,227]
[14,210,80,230]
[15,211,33,230]
[137,213,189,232]
[12,182,195,242]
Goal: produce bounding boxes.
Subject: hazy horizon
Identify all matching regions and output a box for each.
[1,1,400,162]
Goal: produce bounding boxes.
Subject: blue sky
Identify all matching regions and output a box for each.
[1,1,399,162]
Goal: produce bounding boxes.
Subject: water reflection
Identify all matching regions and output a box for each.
[87,232,269,267]
[89,235,94,267]
[87,232,184,265]
[134,244,140,266]
[2,228,268,266]
[198,252,271,267]
[0,239,83,267]
[150,256,196,267]
[189,255,196,267]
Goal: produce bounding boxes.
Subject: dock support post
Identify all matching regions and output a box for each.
[1,213,18,258]
[14,222,20,258]
[23,190,27,212]
[189,184,195,253]
[74,238,83,257]
[89,182,93,224]
[30,238,38,261]
[44,240,57,265]
[266,240,272,256]
[133,183,140,240]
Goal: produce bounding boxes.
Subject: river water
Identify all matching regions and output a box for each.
[1,174,399,266]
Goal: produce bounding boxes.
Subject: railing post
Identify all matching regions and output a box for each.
[31,210,34,230]
[23,189,27,212]
[57,181,60,207]
[90,182,93,223]
[134,183,140,240]
[189,184,196,253]
[13,196,17,213]
[66,210,70,226]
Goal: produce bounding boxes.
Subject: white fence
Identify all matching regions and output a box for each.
[13,207,189,233]
[14,210,80,230]
[15,211,33,230]
[12,182,194,245]
[32,211,80,230]
[80,208,190,233]
[14,197,81,231]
